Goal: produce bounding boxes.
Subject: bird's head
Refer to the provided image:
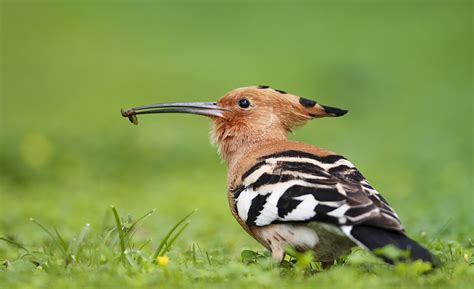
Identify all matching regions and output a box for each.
[121,85,347,163]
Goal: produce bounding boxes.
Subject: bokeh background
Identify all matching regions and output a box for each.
[1,1,472,255]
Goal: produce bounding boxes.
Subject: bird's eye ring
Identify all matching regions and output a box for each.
[238,99,250,109]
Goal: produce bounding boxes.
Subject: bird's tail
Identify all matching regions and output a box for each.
[344,225,436,266]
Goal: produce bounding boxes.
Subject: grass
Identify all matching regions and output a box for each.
[0,207,473,289]
[0,1,472,288]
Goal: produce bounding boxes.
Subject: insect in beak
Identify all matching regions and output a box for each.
[120,102,227,125]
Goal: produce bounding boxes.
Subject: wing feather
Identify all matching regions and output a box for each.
[233,150,404,232]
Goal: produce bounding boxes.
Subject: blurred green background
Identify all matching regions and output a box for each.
[0,0,472,254]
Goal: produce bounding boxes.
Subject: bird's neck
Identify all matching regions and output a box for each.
[213,127,288,166]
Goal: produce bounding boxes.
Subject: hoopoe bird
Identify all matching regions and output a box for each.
[121,85,435,267]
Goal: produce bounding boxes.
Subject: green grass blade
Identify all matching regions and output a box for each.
[152,210,195,259]
[162,221,190,254]
[125,209,156,247]
[103,227,117,245]
[111,206,126,257]
[124,250,138,269]
[139,239,151,251]
[70,223,90,257]
[0,237,29,252]
[206,252,212,265]
[30,218,67,255]
[128,209,156,233]
[196,242,204,256]
[54,227,69,253]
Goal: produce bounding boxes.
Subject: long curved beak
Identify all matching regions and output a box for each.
[120,102,226,125]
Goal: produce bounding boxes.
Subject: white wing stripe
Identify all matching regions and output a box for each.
[242,163,274,186]
[254,180,295,225]
[265,157,355,171]
[278,194,318,222]
[236,188,257,222]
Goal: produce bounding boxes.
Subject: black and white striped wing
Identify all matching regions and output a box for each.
[232,150,403,232]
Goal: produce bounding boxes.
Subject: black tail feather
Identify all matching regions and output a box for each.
[349,225,436,266]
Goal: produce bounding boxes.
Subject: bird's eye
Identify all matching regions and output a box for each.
[238,99,250,109]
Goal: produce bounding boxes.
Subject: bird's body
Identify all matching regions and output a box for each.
[121,85,435,267]
[227,140,405,264]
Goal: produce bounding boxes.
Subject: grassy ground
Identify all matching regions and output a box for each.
[1,1,473,288]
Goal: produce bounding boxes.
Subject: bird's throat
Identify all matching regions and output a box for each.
[212,126,288,166]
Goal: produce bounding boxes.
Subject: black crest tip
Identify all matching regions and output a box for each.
[299,97,317,108]
[321,105,348,116]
